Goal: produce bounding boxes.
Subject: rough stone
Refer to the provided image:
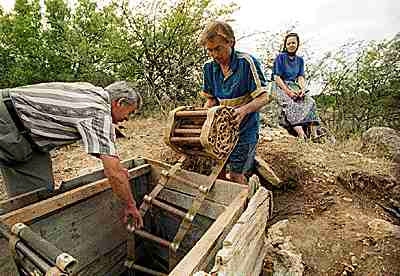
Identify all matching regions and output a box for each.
[264,220,304,276]
[368,218,400,239]
[361,127,400,163]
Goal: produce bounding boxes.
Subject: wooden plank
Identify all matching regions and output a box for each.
[0,165,108,213]
[0,188,49,214]
[77,242,127,276]
[0,164,151,227]
[195,243,268,276]
[231,220,265,272]
[146,158,246,206]
[251,244,267,276]
[158,189,226,220]
[169,189,248,276]
[202,187,272,275]
[0,157,143,213]
[255,156,282,187]
[29,188,127,274]
[235,187,273,224]
[236,224,266,273]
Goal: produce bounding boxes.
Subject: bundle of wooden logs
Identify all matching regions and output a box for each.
[165,106,239,160]
[194,187,273,276]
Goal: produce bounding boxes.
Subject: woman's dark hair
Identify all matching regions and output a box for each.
[282,32,300,53]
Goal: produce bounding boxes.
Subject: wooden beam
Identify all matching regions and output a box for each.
[255,156,282,187]
[175,110,208,117]
[157,189,226,220]
[174,128,201,135]
[0,188,49,215]
[169,189,248,275]
[145,158,247,206]
[196,187,273,275]
[170,137,202,144]
[0,164,151,227]
[0,158,141,213]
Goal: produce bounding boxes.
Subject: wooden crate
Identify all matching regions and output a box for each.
[0,157,248,276]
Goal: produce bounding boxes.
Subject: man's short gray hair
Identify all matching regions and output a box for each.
[105,81,143,110]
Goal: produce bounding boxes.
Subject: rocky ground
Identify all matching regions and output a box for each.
[1,117,399,276]
[258,127,400,276]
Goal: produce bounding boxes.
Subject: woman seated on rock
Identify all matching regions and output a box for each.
[272,32,320,139]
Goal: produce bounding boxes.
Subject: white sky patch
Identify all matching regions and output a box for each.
[216,0,399,57]
[1,0,398,56]
[0,0,12,11]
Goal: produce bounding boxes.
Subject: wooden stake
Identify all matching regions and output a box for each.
[175,110,207,117]
[170,137,202,144]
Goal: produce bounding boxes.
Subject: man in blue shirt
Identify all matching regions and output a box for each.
[199,21,270,184]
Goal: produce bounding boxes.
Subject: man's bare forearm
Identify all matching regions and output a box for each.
[101,155,136,206]
[108,171,136,206]
[241,92,270,114]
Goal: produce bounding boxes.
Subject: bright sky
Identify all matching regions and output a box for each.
[1,0,399,56]
[219,0,399,57]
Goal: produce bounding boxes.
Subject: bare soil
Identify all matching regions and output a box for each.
[258,130,400,276]
[1,117,399,276]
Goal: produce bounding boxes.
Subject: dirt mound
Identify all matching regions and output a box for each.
[1,118,399,276]
[337,170,400,218]
[257,133,400,275]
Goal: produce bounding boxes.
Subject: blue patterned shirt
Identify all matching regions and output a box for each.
[272,52,304,82]
[201,50,268,144]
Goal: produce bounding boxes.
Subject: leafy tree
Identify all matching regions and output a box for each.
[62,0,124,85]
[42,0,73,80]
[316,36,400,138]
[0,10,14,88]
[0,0,236,114]
[0,0,46,87]
[116,0,237,113]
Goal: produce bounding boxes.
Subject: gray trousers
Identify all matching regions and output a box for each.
[0,91,54,198]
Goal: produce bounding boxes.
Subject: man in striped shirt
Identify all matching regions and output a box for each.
[0,81,143,228]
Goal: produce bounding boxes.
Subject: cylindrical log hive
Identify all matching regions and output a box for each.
[165,106,239,160]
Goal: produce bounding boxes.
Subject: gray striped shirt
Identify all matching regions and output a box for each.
[7,82,117,156]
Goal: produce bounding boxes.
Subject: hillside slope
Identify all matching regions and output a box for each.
[1,118,399,275]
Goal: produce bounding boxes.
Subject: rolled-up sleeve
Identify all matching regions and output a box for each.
[201,63,215,98]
